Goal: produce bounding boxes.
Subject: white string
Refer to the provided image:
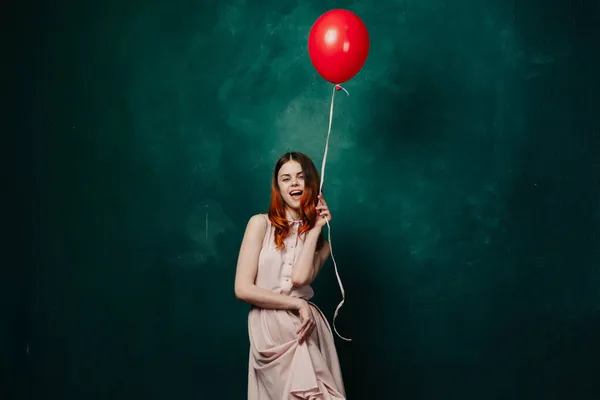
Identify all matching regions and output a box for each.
[319,85,349,193]
[319,84,351,342]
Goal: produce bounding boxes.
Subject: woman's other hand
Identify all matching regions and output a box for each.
[296,300,316,344]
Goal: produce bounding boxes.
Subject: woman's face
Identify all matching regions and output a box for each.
[277,160,305,210]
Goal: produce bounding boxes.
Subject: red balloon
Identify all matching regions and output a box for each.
[308,10,370,84]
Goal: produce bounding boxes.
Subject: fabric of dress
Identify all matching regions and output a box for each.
[247,214,346,400]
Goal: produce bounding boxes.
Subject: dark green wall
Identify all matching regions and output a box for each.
[9,0,600,399]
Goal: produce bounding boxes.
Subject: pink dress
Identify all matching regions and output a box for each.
[247,214,346,399]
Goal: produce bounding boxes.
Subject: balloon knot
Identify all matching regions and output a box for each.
[334,84,350,96]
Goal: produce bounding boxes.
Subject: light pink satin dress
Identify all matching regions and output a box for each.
[247,214,346,399]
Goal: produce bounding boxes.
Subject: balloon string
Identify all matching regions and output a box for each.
[319,84,351,342]
[319,84,348,192]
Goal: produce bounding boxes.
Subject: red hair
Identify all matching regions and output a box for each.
[267,152,325,251]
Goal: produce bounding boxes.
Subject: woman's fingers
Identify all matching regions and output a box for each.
[319,211,331,220]
[302,322,313,340]
[297,307,316,344]
[299,321,315,344]
[298,329,308,343]
[298,322,309,343]
[297,317,309,334]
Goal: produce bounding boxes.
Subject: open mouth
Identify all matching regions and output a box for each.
[289,190,303,201]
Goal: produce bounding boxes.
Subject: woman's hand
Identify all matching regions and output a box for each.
[315,193,332,229]
[296,299,316,344]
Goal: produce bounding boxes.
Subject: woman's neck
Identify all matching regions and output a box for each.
[285,208,301,221]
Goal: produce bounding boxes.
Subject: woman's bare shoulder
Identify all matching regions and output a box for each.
[246,214,268,234]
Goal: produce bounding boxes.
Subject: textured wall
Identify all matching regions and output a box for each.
[9,0,600,398]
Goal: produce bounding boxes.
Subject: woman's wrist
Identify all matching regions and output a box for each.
[291,297,305,310]
[309,225,322,235]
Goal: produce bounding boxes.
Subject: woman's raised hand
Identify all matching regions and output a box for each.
[315,193,332,228]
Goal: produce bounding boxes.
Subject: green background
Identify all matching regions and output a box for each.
[6,0,600,399]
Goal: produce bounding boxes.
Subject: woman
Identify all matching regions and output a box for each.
[234,151,346,399]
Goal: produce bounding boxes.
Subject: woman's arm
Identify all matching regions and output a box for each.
[291,227,330,287]
[234,215,304,311]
